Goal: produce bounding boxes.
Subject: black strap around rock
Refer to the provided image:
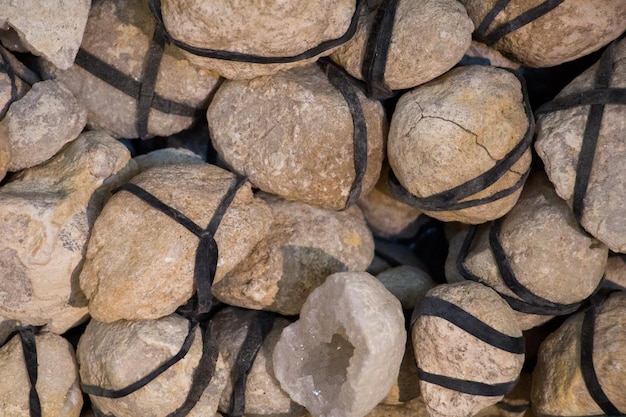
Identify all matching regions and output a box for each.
[0,45,39,117]
[417,368,519,397]
[18,326,42,417]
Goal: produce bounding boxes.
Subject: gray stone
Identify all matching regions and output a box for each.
[133,148,205,172]
[273,272,406,417]
[376,265,436,311]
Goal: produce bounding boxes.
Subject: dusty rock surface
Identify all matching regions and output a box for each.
[475,372,533,417]
[376,265,436,311]
[0,123,10,181]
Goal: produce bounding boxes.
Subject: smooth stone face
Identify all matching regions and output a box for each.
[388,65,531,223]
[376,265,436,310]
[213,194,374,315]
[208,64,385,210]
[0,131,131,333]
[273,272,406,417]
[0,331,83,417]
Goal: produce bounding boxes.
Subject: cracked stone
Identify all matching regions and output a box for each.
[376,265,436,311]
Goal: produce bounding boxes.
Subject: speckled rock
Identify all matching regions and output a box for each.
[531,292,626,416]
[460,0,626,67]
[0,123,10,181]
[0,131,131,333]
[0,331,82,417]
[77,314,228,417]
[377,266,436,311]
[330,0,473,91]
[79,164,273,322]
[274,272,405,417]
[208,63,385,210]
[160,0,358,79]
[213,193,374,315]
[604,253,626,291]
[387,65,531,223]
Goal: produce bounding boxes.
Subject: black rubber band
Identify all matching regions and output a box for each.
[136,25,167,139]
[417,368,519,397]
[0,49,19,117]
[18,327,42,417]
[535,89,626,114]
[474,0,510,42]
[0,45,40,86]
[495,400,531,413]
[148,0,364,64]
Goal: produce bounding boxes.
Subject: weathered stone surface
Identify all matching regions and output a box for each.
[460,0,626,67]
[412,282,524,417]
[302,396,431,417]
[0,131,131,333]
[213,193,374,315]
[535,37,626,253]
[134,148,205,172]
[531,292,626,416]
[79,164,273,322]
[388,65,531,223]
[0,316,18,346]
[464,41,521,69]
[161,0,358,79]
[3,80,87,171]
[475,372,533,417]
[0,331,82,417]
[330,0,473,90]
[274,272,406,417]
[77,314,228,417]
[604,253,626,291]
[208,64,385,210]
[0,123,10,181]
[377,266,436,311]
[446,172,608,330]
[42,0,219,139]
[0,0,90,69]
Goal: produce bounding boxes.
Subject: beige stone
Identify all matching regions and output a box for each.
[213,193,374,315]
[388,65,531,223]
[0,131,131,333]
[377,265,436,310]
[0,122,10,180]
[0,331,82,417]
[604,253,626,291]
[208,64,385,210]
[475,372,533,417]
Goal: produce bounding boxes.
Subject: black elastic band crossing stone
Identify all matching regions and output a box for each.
[496,400,531,413]
[535,88,626,113]
[18,327,42,417]
[136,25,167,139]
[0,47,20,116]
[417,368,519,397]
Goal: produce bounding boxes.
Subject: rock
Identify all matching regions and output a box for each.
[474,372,533,417]
[77,314,228,417]
[79,164,273,322]
[0,47,31,119]
[330,0,473,91]
[0,316,18,346]
[0,0,90,69]
[412,282,524,417]
[2,80,87,171]
[133,148,205,172]
[531,292,626,416]
[459,0,626,67]
[463,41,521,69]
[273,272,406,417]
[0,131,131,333]
[159,0,359,79]
[213,193,374,315]
[208,63,386,210]
[535,37,626,253]
[377,265,436,310]
[0,330,83,417]
[382,336,421,405]
[387,65,532,223]
[362,396,430,417]
[0,122,10,181]
[603,253,626,291]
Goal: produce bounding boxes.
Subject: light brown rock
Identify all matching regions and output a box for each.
[377,265,436,311]
[0,316,18,346]
[388,65,531,223]
[0,47,31,119]
[0,122,10,180]
[604,253,626,291]
[213,193,374,315]
[0,131,131,333]
[208,64,385,210]
[0,331,82,417]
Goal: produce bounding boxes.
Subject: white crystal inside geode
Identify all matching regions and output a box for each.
[273,272,406,417]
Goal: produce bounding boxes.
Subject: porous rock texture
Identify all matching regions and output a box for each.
[77,314,228,417]
[208,63,385,211]
[330,0,473,90]
[0,0,90,70]
[2,80,87,171]
[459,0,626,67]
[376,265,436,311]
[531,292,626,416]
[160,0,358,79]
[213,193,374,315]
[0,331,83,417]
[445,172,608,330]
[387,65,531,223]
[273,272,406,417]
[535,37,626,253]
[0,131,131,333]
[79,164,273,322]
[42,0,219,139]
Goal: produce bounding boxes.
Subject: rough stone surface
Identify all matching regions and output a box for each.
[213,193,374,315]
[376,265,436,311]
[446,172,608,330]
[42,0,220,139]
[0,331,82,417]
[133,148,205,172]
[460,0,626,67]
[302,396,431,417]
[0,131,131,333]
[3,80,87,171]
[412,282,524,417]
[330,0,473,90]
[531,292,626,416]
[0,316,18,346]
[79,164,273,322]
[535,37,626,253]
[208,64,386,210]
[273,272,406,417]
[475,372,533,417]
[0,0,90,69]
[77,314,228,417]
[388,65,531,223]
[161,0,357,79]
[604,254,626,291]
[0,123,10,181]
